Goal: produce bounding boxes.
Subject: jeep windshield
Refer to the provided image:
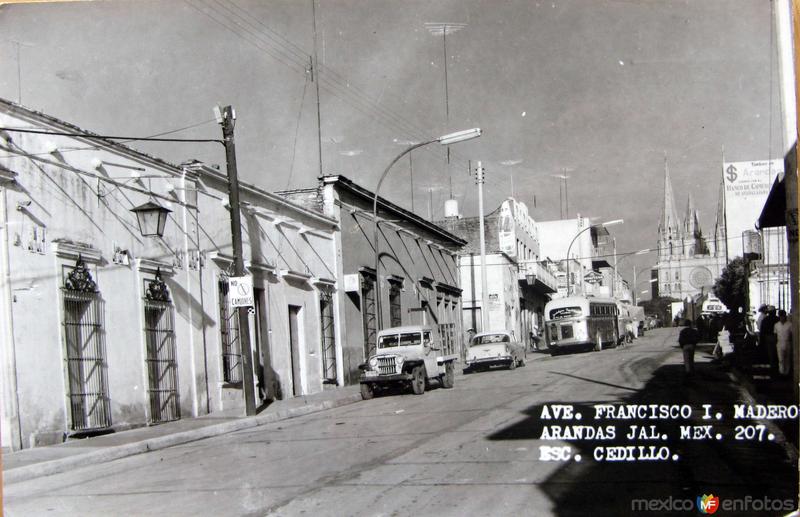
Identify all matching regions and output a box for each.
[378,332,422,348]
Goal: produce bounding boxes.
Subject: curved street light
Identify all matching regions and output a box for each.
[565,219,623,296]
[373,128,482,328]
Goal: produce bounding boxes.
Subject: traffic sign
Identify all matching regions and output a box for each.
[229,276,254,307]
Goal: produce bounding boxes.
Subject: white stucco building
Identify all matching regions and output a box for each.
[0,99,341,450]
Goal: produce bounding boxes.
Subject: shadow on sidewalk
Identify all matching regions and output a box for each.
[487,358,798,516]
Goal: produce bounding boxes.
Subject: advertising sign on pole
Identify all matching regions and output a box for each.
[722,160,783,257]
[229,276,254,307]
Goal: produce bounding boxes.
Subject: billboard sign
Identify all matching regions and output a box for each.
[723,160,783,258]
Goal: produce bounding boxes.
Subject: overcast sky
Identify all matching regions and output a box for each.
[0,0,783,284]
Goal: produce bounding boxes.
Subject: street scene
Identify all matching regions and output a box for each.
[1,0,799,516]
[5,330,797,516]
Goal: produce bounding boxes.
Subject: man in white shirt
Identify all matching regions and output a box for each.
[774,309,793,377]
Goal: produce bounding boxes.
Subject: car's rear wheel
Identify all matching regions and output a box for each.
[411,366,426,395]
[360,383,374,400]
[441,362,455,388]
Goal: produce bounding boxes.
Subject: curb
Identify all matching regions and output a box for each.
[5,392,363,485]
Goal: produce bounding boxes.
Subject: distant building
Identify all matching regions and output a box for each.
[653,160,726,300]
[537,215,617,299]
[0,99,340,450]
[440,198,557,349]
[281,175,466,382]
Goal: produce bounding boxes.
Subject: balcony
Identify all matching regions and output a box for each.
[518,261,558,293]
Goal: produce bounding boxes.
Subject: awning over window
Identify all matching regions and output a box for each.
[592,259,613,269]
[757,172,786,229]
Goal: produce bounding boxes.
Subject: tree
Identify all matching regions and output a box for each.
[712,257,748,312]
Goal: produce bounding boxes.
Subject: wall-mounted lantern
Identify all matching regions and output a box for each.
[130,200,172,237]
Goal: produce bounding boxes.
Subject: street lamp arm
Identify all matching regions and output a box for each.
[565,225,594,296]
[372,138,436,330]
[373,139,437,221]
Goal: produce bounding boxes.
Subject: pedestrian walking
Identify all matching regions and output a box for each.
[760,306,779,373]
[774,310,792,377]
[624,320,634,344]
[678,319,700,375]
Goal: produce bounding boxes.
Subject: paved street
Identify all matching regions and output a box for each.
[4,327,797,517]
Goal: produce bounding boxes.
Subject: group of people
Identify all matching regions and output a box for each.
[677,304,793,378]
[755,305,793,377]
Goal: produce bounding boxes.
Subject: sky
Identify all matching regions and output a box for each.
[0,0,784,287]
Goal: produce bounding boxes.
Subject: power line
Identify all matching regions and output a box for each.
[0,127,223,145]
[0,118,218,159]
[186,0,475,172]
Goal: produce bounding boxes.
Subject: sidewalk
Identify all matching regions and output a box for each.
[2,384,363,485]
[2,365,481,485]
[727,344,799,450]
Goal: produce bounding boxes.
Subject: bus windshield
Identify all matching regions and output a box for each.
[549,306,582,320]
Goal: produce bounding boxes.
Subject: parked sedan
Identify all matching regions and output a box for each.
[464,331,526,372]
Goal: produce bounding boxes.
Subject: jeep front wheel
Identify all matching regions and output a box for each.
[411,366,426,395]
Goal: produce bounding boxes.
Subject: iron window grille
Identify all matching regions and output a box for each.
[62,257,111,432]
[361,274,376,359]
[143,271,180,423]
[388,282,402,327]
[218,278,243,384]
[319,288,337,383]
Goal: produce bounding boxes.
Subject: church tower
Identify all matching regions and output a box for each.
[683,193,709,256]
[712,179,727,259]
[657,155,682,261]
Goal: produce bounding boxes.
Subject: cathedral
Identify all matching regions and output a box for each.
[653,159,727,300]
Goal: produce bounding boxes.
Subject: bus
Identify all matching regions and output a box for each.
[544,296,619,355]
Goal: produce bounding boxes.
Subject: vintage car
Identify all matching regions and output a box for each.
[464,330,526,371]
[359,325,458,398]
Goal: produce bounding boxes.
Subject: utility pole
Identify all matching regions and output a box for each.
[633,265,637,305]
[476,161,489,331]
[612,237,617,298]
[217,105,256,417]
[409,154,415,213]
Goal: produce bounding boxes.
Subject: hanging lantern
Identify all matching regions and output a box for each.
[130,200,172,237]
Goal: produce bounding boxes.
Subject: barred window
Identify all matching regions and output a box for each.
[319,288,337,382]
[388,281,402,327]
[143,270,179,423]
[61,258,111,431]
[218,278,242,384]
[361,274,376,359]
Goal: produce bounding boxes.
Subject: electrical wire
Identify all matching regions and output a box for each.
[0,118,219,159]
[0,126,222,144]
[185,0,475,171]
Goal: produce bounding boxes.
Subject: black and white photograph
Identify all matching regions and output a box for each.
[0,0,799,515]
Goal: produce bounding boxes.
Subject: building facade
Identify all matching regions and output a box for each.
[0,99,341,450]
[440,198,557,348]
[537,215,612,298]
[281,175,466,383]
[653,161,726,300]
